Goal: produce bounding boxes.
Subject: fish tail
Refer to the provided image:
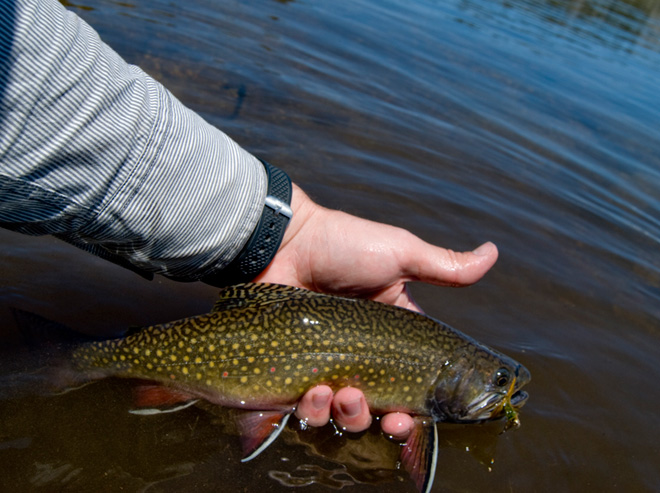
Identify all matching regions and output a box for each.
[3,308,98,397]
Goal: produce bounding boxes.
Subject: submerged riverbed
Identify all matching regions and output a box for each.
[2,0,660,491]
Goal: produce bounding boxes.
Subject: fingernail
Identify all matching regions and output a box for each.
[472,242,492,256]
[340,397,362,418]
[312,390,332,410]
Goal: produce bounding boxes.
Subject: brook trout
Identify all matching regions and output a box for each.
[33,283,531,492]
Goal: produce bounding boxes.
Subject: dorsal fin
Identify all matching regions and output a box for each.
[212,282,321,312]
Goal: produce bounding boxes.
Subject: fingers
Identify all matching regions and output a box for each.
[296,386,372,433]
[381,412,415,440]
[296,387,413,440]
[295,385,332,427]
[331,387,372,433]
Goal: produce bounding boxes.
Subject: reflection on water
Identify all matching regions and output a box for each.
[2,0,660,491]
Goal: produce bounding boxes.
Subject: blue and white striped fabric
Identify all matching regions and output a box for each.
[0,0,266,281]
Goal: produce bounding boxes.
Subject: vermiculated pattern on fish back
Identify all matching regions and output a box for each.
[70,283,492,415]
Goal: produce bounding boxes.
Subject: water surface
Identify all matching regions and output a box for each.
[2,0,660,491]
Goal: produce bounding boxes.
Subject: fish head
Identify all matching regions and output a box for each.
[430,345,530,429]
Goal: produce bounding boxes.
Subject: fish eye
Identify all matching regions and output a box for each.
[494,368,510,387]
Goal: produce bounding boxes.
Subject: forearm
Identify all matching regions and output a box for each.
[0,0,266,280]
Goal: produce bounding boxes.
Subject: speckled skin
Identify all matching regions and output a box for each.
[71,283,526,418]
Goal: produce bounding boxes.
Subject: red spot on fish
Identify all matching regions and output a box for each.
[222,371,229,378]
[270,367,276,373]
[354,374,360,380]
[312,368,318,373]
[390,377,395,382]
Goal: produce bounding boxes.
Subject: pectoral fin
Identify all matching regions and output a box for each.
[236,410,292,462]
[399,418,438,493]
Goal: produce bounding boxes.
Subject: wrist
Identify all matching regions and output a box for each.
[202,159,292,287]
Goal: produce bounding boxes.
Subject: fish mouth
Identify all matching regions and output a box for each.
[463,379,528,423]
[510,389,528,408]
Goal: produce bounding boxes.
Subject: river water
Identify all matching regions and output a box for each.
[1,0,660,491]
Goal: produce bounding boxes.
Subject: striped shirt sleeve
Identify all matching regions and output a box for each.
[0,0,267,281]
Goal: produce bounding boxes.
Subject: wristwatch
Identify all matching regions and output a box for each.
[203,159,292,287]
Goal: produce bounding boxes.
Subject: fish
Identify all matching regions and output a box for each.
[15,282,530,493]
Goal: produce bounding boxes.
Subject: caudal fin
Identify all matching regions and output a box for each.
[1,308,95,397]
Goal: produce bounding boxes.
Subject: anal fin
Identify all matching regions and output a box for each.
[400,417,438,493]
[236,410,292,462]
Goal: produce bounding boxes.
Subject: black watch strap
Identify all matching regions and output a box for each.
[203,159,292,287]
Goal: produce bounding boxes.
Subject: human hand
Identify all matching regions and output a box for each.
[256,184,498,439]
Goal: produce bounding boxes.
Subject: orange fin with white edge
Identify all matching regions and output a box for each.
[399,417,438,493]
[236,410,292,462]
[128,382,199,415]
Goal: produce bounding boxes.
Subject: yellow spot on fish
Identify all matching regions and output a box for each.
[156,350,163,357]
[240,376,248,384]
[247,357,255,363]
[209,344,216,352]
[271,340,279,348]
[196,373,202,380]
[195,356,202,364]
[170,354,177,362]
[284,377,292,385]
[254,368,261,374]
[182,367,189,375]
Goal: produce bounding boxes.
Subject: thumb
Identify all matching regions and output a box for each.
[405,241,499,287]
